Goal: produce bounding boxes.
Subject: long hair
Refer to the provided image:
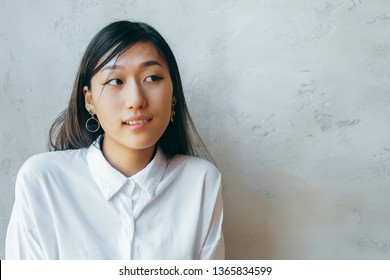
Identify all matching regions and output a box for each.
[49,21,211,161]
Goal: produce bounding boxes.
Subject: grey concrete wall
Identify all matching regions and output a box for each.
[1,0,390,259]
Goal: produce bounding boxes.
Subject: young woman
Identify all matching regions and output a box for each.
[6,21,224,259]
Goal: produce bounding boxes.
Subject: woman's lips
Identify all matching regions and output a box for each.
[124,119,149,125]
[122,116,152,129]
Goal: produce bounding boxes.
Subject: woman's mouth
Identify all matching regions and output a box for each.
[124,120,149,125]
[122,117,152,130]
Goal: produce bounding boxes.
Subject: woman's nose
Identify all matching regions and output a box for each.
[125,82,147,109]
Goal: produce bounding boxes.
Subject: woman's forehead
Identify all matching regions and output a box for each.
[98,41,167,71]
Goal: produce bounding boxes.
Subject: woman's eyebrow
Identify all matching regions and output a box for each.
[102,60,163,72]
[140,60,163,68]
[102,64,125,72]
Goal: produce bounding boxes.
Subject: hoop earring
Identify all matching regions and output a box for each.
[170,98,177,123]
[86,110,100,133]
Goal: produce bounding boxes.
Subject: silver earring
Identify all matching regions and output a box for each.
[170,98,177,123]
[86,109,100,132]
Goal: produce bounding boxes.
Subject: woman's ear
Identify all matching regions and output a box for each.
[83,86,93,111]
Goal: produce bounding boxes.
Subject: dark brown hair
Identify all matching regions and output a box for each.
[49,21,210,161]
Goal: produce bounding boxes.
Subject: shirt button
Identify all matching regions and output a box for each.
[123,220,132,227]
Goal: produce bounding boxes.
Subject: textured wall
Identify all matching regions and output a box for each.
[1,0,390,259]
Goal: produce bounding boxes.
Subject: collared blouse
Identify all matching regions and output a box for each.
[6,136,224,259]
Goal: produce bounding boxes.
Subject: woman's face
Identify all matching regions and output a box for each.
[84,41,174,153]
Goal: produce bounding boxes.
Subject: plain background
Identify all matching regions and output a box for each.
[1,0,390,259]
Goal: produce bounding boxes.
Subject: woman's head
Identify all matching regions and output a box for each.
[49,21,208,160]
[84,40,174,157]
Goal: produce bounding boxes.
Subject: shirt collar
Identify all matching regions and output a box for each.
[86,135,167,201]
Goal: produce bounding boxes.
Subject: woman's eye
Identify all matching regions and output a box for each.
[144,75,163,83]
[104,79,123,86]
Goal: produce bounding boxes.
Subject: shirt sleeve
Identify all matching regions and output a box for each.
[5,157,48,260]
[198,167,225,260]
[6,223,47,259]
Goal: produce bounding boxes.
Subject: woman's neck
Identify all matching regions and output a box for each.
[101,135,155,177]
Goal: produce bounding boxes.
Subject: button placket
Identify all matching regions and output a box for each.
[126,180,136,258]
[110,179,136,258]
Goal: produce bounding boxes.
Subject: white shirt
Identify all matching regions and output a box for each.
[6,136,224,259]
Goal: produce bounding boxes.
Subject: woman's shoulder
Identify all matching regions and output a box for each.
[169,154,221,178]
[18,148,87,179]
[165,154,222,198]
